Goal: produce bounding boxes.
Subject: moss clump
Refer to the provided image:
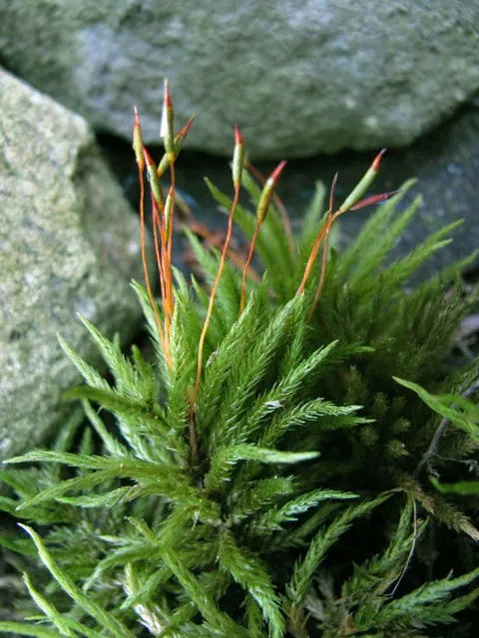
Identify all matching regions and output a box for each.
[1,86,479,637]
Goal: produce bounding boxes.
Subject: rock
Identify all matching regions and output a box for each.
[1,1,478,159]
[0,69,147,460]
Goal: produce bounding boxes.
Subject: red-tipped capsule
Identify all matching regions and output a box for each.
[350,189,399,211]
[267,159,287,186]
[232,124,245,188]
[256,160,287,223]
[133,106,145,171]
[164,184,175,237]
[338,149,388,214]
[234,123,244,146]
[177,113,196,143]
[142,146,158,173]
[371,148,387,172]
[157,114,197,178]
[160,78,175,156]
[143,146,164,207]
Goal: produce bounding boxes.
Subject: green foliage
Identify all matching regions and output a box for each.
[1,134,479,638]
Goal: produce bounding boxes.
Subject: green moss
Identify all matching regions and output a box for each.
[1,98,479,637]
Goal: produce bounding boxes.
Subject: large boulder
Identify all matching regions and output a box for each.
[0,1,478,158]
[0,69,147,460]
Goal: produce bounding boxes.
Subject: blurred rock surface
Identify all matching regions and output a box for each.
[0,1,478,158]
[0,69,147,460]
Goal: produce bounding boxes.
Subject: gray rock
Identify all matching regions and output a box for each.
[1,1,478,158]
[0,69,147,460]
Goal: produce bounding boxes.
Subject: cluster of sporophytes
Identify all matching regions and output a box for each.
[1,82,479,638]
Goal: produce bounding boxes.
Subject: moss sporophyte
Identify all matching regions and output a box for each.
[1,81,479,637]
[135,83,397,468]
